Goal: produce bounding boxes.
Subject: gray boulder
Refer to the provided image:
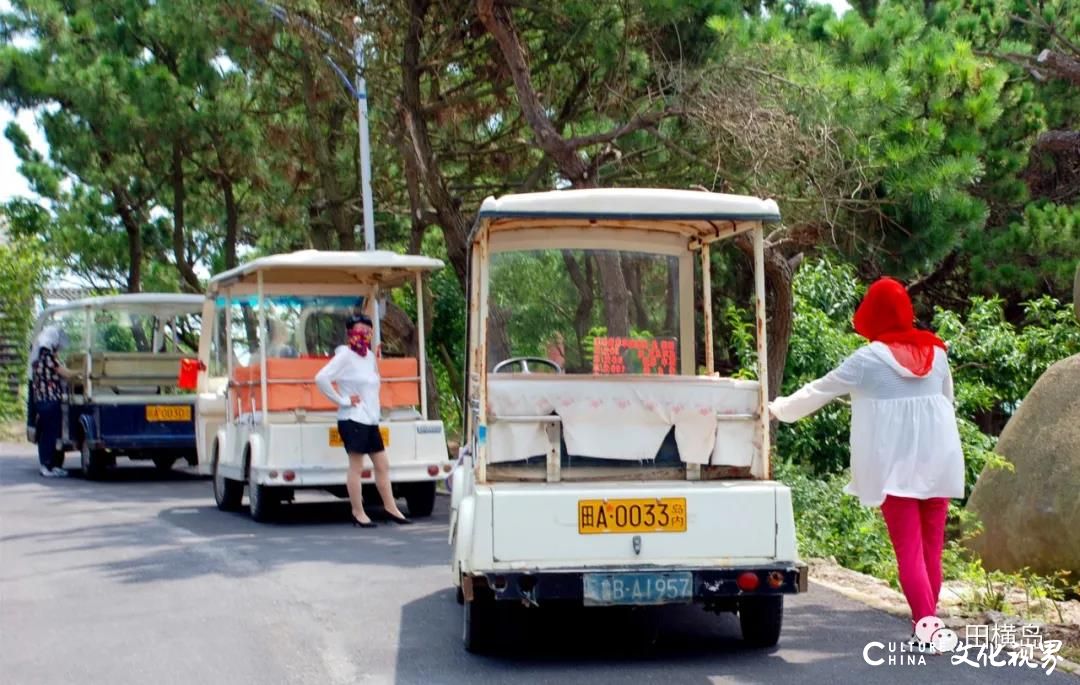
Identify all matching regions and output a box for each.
[965,354,1080,576]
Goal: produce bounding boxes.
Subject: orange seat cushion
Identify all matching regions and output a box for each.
[231,357,421,412]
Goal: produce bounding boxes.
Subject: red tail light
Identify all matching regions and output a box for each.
[736,572,760,592]
[768,571,785,589]
[427,465,439,477]
[283,471,296,482]
[361,469,372,479]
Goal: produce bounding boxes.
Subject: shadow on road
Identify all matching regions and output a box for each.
[1,450,451,585]
[392,588,892,684]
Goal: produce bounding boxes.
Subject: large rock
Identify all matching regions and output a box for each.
[965,354,1080,577]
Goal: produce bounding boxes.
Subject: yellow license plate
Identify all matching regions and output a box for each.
[146,405,192,422]
[328,426,390,449]
[578,498,687,534]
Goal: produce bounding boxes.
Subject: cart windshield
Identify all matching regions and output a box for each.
[90,307,200,354]
[487,249,681,375]
[214,295,367,371]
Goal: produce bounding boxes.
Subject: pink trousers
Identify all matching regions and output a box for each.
[880,495,950,627]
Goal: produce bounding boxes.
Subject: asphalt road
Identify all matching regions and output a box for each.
[0,444,1073,685]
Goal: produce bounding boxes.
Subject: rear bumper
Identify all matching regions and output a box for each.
[251,461,455,487]
[463,562,808,604]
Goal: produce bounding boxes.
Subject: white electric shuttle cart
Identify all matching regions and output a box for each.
[450,188,807,652]
[196,250,452,522]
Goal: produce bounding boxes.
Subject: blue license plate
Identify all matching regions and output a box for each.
[582,571,693,606]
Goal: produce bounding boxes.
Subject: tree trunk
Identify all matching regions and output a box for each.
[621,255,650,331]
[171,142,203,292]
[595,253,630,338]
[113,189,143,293]
[562,250,596,368]
[476,0,629,336]
[664,262,678,336]
[299,57,354,251]
[219,168,239,270]
[400,0,471,287]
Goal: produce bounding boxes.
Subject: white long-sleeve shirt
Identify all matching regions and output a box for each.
[769,342,964,506]
[314,346,381,425]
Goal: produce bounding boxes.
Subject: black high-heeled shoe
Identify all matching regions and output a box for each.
[386,513,413,525]
[352,515,377,528]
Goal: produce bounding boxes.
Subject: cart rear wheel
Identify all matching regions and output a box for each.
[212,455,243,512]
[404,481,437,518]
[153,456,176,472]
[739,595,784,647]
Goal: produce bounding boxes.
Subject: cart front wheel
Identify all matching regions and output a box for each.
[212,456,243,512]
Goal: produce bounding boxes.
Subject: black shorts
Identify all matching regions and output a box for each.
[337,420,384,454]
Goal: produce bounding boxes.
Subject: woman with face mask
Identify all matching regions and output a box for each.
[30,326,79,478]
[315,314,412,527]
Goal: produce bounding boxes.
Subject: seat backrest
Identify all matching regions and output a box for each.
[230,356,422,413]
[379,357,420,408]
[100,354,186,381]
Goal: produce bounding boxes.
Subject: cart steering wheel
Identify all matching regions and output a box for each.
[492,357,563,374]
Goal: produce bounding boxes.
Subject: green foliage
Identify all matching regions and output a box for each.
[969,202,1080,298]
[933,295,1080,420]
[0,239,51,419]
[774,459,898,582]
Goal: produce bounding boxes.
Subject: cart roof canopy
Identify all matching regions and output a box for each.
[476,188,781,243]
[42,294,205,317]
[208,250,445,291]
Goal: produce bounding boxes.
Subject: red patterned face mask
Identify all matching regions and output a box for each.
[348,328,372,357]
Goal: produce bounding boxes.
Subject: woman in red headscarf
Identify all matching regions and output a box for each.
[770,277,964,647]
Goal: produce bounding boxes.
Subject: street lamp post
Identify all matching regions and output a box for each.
[354,24,375,252]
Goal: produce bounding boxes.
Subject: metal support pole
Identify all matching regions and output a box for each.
[415,272,428,419]
[225,293,233,425]
[354,26,375,251]
[257,272,270,426]
[701,244,714,375]
[753,226,770,480]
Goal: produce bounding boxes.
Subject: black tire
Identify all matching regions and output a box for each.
[739,595,784,647]
[153,456,176,471]
[462,587,496,653]
[212,455,243,512]
[80,440,106,480]
[248,480,280,523]
[404,481,437,518]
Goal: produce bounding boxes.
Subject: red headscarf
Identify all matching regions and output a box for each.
[852,277,946,376]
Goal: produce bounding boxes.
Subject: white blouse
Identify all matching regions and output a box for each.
[314,346,381,425]
[769,342,964,506]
